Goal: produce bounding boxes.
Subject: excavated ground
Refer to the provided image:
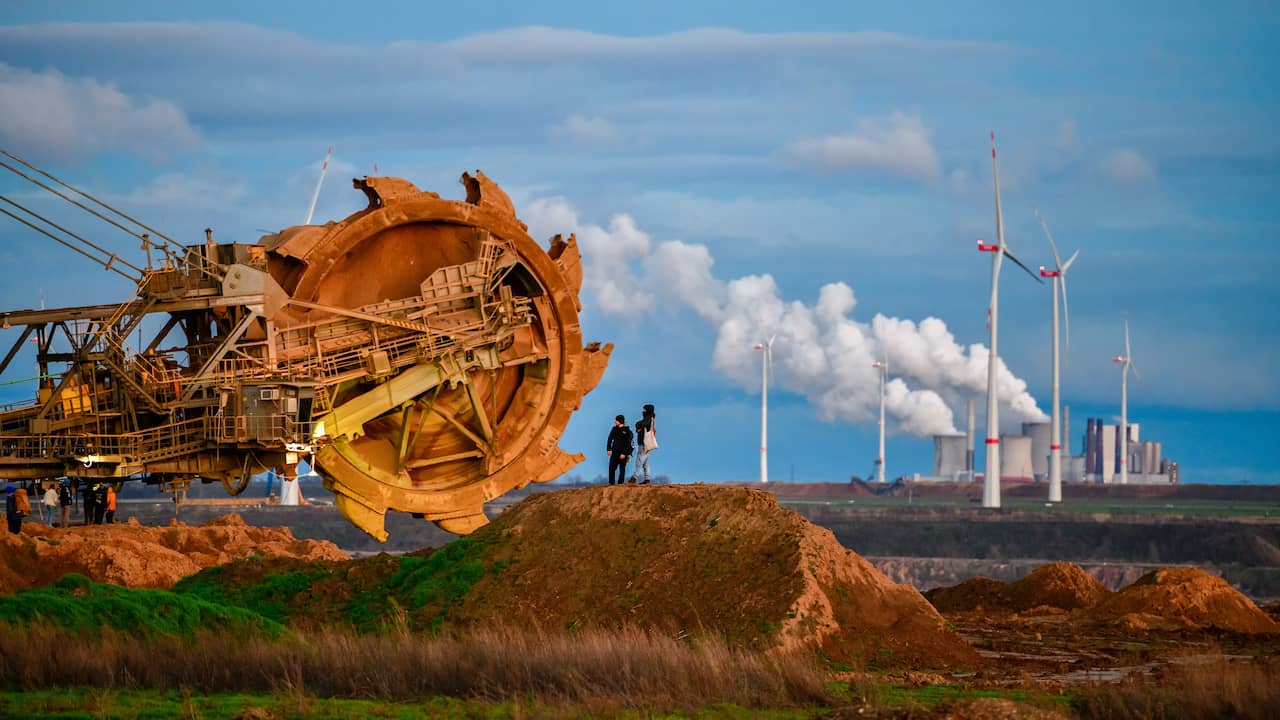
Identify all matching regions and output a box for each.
[5,485,1278,693]
[0,515,348,593]
[174,485,980,670]
[450,485,979,668]
[927,562,1278,634]
[925,562,1280,686]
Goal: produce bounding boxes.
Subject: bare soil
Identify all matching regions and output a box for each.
[0,515,348,593]
[927,562,1278,635]
[452,485,980,669]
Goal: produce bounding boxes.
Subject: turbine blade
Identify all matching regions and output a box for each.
[1125,319,1131,359]
[1002,246,1044,284]
[1130,359,1141,381]
[304,145,333,226]
[1062,249,1080,272]
[1035,209,1064,270]
[991,131,1006,250]
[1060,273,1071,363]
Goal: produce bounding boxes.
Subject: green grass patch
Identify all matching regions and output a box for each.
[175,565,331,625]
[171,537,510,634]
[871,683,1069,711]
[0,573,282,639]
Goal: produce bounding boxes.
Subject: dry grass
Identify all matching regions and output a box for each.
[1072,657,1280,720]
[0,622,833,711]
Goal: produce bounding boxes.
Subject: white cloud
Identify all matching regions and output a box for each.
[525,196,653,315]
[553,114,620,145]
[530,194,1048,436]
[784,112,941,182]
[1100,148,1158,185]
[0,63,197,161]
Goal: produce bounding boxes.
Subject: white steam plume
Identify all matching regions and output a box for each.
[525,197,1047,437]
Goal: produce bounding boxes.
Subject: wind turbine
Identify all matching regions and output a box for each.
[754,336,776,484]
[1113,320,1139,484]
[304,146,333,225]
[872,354,887,483]
[976,132,1042,508]
[1036,210,1079,503]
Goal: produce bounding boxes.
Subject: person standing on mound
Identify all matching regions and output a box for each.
[605,414,633,485]
[631,404,656,485]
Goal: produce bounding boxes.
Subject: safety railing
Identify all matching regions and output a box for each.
[0,417,209,464]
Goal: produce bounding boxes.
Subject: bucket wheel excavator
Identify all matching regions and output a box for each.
[0,149,610,540]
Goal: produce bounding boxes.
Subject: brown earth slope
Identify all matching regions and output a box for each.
[450,485,979,669]
[926,562,1278,636]
[1088,567,1280,634]
[926,562,1111,614]
[0,515,348,593]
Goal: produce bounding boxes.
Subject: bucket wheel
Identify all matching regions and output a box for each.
[265,172,610,539]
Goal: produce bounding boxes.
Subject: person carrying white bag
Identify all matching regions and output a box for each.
[631,404,658,485]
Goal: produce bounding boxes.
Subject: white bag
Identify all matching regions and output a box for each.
[643,421,659,451]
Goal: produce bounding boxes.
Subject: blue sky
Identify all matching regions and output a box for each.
[0,1,1277,484]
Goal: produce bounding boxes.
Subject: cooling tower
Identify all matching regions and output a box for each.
[1022,421,1051,478]
[1000,435,1034,480]
[933,434,967,478]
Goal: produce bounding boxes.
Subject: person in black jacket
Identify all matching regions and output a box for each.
[605,414,633,485]
[91,482,108,525]
[58,480,72,528]
[5,485,22,534]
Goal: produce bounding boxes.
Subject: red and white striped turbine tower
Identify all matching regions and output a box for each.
[1036,210,1079,503]
[976,132,1041,508]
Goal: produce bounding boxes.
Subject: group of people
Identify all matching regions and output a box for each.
[3,478,115,534]
[80,481,117,526]
[605,403,658,485]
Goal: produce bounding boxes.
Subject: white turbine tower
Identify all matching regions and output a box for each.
[976,132,1041,508]
[872,355,887,483]
[304,146,333,225]
[1035,211,1079,503]
[1113,320,1139,484]
[754,336,776,484]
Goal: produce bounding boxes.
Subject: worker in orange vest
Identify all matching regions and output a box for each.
[105,484,117,524]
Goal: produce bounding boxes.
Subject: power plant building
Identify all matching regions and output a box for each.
[1000,435,1035,480]
[1080,418,1174,484]
[924,412,1175,485]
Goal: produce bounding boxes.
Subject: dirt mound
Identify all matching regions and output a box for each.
[0,515,348,594]
[453,485,980,669]
[1088,567,1280,634]
[1007,562,1111,611]
[925,576,1011,612]
[926,563,1110,614]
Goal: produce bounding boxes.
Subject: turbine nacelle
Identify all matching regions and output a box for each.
[977,240,999,252]
[1039,266,1060,278]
